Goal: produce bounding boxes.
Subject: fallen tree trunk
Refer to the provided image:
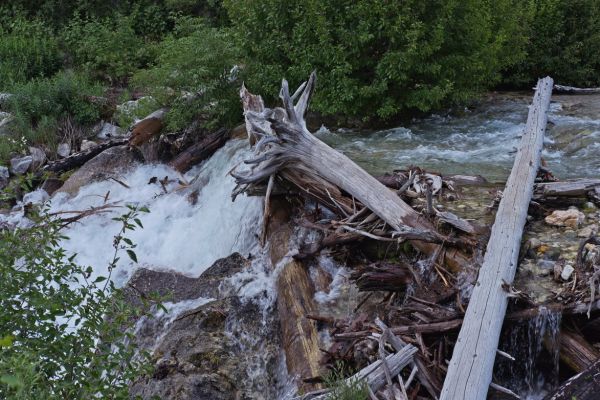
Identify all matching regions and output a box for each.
[168,128,230,172]
[232,72,471,272]
[441,77,554,400]
[553,84,600,94]
[545,358,600,400]
[41,138,128,174]
[556,330,600,373]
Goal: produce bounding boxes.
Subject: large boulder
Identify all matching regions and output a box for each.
[55,145,143,196]
[10,155,32,175]
[127,253,281,400]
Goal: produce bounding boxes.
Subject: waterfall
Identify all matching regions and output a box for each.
[50,139,263,286]
[496,307,562,399]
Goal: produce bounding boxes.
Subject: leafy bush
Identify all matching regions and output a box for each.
[6,71,104,152]
[504,0,600,87]
[224,0,526,123]
[0,16,62,89]
[64,14,153,83]
[0,205,153,399]
[133,17,242,130]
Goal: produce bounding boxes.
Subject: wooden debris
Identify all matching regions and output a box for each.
[544,358,600,400]
[168,128,230,172]
[553,84,600,94]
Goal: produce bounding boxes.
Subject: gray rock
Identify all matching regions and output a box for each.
[561,264,574,281]
[29,146,46,170]
[55,145,143,197]
[96,122,125,140]
[578,224,598,238]
[537,259,555,270]
[127,253,280,400]
[0,111,13,135]
[0,166,8,190]
[41,178,63,196]
[57,143,71,158]
[22,189,49,206]
[80,140,97,152]
[10,155,32,175]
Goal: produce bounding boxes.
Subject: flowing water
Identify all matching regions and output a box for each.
[318,93,600,181]
[30,92,600,397]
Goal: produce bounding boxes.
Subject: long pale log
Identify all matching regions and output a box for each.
[41,138,128,174]
[553,84,600,94]
[441,77,553,400]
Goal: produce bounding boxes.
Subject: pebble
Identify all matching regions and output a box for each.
[537,259,555,269]
[583,201,597,210]
[561,264,574,281]
[545,209,585,228]
[578,224,598,238]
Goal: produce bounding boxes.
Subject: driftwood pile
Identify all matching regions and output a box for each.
[230,74,600,399]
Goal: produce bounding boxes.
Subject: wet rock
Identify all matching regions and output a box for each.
[40,178,63,196]
[96,122,125,140]
[22,189,49,206]
[128,253,280,400]
[10,155,32,175]
[29,146,46,170]
[0,166,8,190]
[545,209,585,228]
[80,140,97,152]
[561,264,574,281]
[537,259,555,270]
[562,130,598,155]
[583,202,597,211]
[578,225,598,238]
[57,143,70,158]
[125,253,249,306]
[55,145,143,197]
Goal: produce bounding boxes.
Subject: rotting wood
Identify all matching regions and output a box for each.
[440,77,553,400]
[232,72,472,272]
[168,128,230,173]
[544,358,600,400]
[555,329,600,373]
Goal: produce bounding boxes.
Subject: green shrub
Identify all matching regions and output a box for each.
[133,17,242,131]
[504,0,600,87]
[0,205,153,399]
[0,16,62,89]
[224,0,526,123]
[6,71,103,152]
[64,14,153,83]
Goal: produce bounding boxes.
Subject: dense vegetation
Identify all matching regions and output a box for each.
[1,1,598,397]
[1,0,599,161]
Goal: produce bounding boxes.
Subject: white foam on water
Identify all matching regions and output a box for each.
[49,139,262,287]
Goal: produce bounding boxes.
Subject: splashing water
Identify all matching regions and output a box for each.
[49,139,263,286]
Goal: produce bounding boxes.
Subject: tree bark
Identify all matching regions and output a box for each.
[41,138,128,174]
[168,128,230,172]
[440,77,554,400]
[556,330,599,373]
[544,358,600,400]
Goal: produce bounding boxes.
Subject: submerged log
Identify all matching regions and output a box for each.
[441,77,554,400]
[169,128,230,173]
[545,358,600,400]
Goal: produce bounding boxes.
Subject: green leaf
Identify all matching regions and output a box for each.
[0,335,14,347]
[0,375,22,388]
[126,250,138,263]
[134,218,144,229]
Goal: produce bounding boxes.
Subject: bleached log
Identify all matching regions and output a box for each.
[440,77,554,400]
[553,84,600,94]
[232,72,471,271]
